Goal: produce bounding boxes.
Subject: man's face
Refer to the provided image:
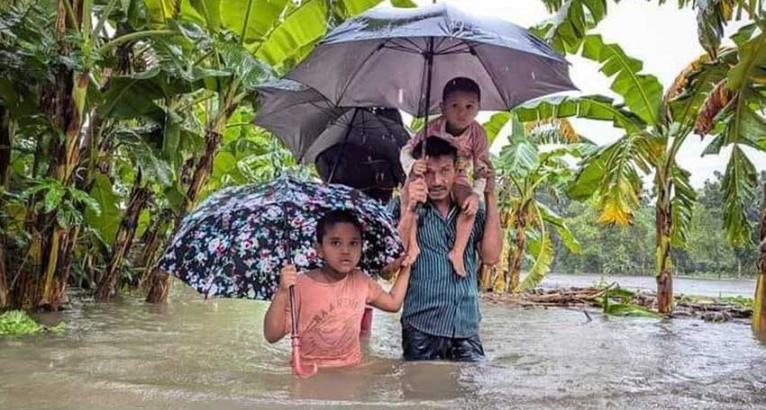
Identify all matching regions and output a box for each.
[423,155,456,202]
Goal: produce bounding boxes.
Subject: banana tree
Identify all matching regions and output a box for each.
[692,23,766,339]
[490,113,587,293]
[139,0,388,303]
[0,0,189,310]
[536,0,760,57]
[516,34,732,313]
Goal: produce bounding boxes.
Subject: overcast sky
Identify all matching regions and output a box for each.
[401,0,766,187]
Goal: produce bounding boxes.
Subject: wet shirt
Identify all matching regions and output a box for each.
[285,270,383,368]
[389,200,486,338]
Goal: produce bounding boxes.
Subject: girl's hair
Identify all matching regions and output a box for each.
[316,210,363,243]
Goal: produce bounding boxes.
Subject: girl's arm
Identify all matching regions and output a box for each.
[367,264,411,313]
[263,264,297,343]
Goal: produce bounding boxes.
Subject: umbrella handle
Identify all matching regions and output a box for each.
[289,284,318,378]
[289,285,298,336]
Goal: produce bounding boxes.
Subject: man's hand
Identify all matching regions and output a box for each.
[279,264,297,292]
[406,177,428,211]
[462,193,479,216]
[410,159,427,178]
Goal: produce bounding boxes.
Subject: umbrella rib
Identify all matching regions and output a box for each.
[396,37,426,53]
[383,44,422,54]
[433,37,448,53]
[435,41,471,55]
[383,38,424,54]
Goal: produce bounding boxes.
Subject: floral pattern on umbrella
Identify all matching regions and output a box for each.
[157,175,403,300]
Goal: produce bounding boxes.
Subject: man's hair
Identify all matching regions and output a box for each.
[412,136,458,163]
[443,77,481,102]
[316,209,363,243]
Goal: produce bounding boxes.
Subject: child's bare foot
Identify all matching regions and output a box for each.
[448,250,466,277]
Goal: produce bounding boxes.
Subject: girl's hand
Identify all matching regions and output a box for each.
[279,264,297,291]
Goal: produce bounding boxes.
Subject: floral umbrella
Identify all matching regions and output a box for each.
[157,175,404,300]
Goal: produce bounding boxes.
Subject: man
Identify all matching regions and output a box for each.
[389,136,502,361]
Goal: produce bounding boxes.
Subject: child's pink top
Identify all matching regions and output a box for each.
[284,270,383,368]
[401,117,490,192]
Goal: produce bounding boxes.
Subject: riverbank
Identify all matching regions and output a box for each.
[484,286,753,323]
[542,273,756,298]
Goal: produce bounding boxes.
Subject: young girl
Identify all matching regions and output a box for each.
[262,209,410,369]
[400,77,491,277]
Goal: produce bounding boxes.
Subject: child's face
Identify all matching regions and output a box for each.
[317,222,363,274]
[441,90,480,132]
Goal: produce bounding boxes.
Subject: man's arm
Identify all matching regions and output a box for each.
[478,165,502,265]
[396,162,428,251]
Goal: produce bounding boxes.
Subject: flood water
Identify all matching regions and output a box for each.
[1,278,764,409]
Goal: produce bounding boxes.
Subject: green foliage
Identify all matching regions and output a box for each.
[0,310,65,336]
[592,285,662,318]
[533,0,608,54]
[581,34,663,126]
[494,113,589,291]
[0,0,379,306]
[550,171,763,277]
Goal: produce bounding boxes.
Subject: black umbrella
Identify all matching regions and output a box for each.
[254,80,408,200]
[285,2,576,120]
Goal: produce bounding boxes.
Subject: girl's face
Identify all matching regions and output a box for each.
[317,222,363,275]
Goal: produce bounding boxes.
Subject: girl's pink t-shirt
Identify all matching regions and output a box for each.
[284,270,383,368]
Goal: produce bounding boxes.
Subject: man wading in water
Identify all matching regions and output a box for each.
[389,137,502,361]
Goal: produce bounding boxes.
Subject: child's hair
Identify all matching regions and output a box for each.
[443,77,481,102]
[316,209,363,243]
[412,136,458,162]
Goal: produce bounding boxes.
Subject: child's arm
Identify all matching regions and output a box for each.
[263,264,298,343]
[367,264,411,313]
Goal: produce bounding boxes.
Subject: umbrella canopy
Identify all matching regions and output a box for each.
[285,2,577,116]
[254,79,409,166]
[315,142,404,203]
[157,175,404,300]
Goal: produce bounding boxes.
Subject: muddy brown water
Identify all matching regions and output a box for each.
[1,279,764,409]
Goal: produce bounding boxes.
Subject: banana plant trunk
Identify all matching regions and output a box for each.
[96,176,151,302]
[138,212,172,291]
[14,1,87,311]
[0,240,8,309]
[146,127,224,303]
[0,106,10,187]
[506,204,529,293]
[0,107,8,308]
[479,264,493,292]
[753,183,766,341]
[655,187,674,314]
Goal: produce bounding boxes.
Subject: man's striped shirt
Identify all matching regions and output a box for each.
[388,199,485,338]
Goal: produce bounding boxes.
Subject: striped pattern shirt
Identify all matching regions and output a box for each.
[389,199,486,338]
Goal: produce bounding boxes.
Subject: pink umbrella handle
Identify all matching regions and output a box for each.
[289,285,318,378]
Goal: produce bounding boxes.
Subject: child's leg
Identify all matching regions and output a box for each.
[449,184,476,277]
[402,215,420,267]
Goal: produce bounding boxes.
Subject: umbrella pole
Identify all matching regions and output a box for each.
[327,109,360,184]
[420,38,435,158]
[283,210,318,378]
[411,38,434,215]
